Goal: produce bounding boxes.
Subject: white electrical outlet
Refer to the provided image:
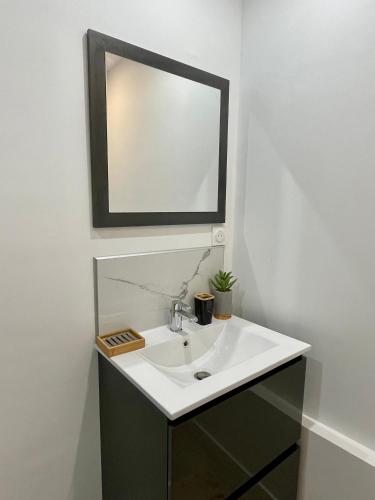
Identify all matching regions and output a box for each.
[212,226,225,246]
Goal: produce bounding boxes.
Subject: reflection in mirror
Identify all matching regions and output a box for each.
[105,52,221,213]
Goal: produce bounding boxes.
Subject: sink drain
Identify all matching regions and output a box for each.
[194,371,211,380]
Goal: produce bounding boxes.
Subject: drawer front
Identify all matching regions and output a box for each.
[169,357,305,500]
[169,419,249,499]
[239,449,300,500]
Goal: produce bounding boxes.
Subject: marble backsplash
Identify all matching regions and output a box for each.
[95,246,224,335]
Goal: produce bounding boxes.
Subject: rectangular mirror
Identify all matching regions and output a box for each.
[87,30,229,227]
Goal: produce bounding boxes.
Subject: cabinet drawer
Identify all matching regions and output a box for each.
[239,449,300,500]
[169,357,305,500]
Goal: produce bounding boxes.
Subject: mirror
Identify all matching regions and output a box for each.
[87,30,229,227]
[105,53,221,214]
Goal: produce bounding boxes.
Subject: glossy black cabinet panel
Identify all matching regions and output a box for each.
[98,356,168,500]
[170,420,248,499]
[239,449,300,500]
[169,358,306,499]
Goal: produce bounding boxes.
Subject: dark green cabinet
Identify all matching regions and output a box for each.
[98,355,306,500]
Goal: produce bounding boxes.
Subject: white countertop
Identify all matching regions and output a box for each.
[96,315,311,420]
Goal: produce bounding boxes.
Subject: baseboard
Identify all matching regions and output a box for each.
[302,414,375,468]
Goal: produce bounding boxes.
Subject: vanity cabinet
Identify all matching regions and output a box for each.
[98,355,306,500]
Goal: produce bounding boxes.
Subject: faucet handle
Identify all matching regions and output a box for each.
[171,300,191,312]
[169,299,197,331]
[171,299,181,311]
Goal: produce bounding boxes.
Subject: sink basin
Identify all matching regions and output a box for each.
[96,315,310,419]
[138,322,276,387]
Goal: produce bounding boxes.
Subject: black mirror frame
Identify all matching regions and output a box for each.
[87,29,229,228]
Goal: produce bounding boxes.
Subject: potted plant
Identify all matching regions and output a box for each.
[209,270,237,320]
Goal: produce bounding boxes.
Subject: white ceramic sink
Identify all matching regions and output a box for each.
[96,315,310,420]
[138,321,276,387]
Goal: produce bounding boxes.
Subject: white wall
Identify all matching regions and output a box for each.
[234,0,375,497]
[0,1,241,499]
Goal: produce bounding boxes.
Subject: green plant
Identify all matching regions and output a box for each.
[210,270,237,292]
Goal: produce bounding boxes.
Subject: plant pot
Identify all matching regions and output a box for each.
[213,290,232,320]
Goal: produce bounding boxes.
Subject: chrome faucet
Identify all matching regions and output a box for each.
[169,300,198,332]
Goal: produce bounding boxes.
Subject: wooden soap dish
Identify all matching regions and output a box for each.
[96,328,145,357]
